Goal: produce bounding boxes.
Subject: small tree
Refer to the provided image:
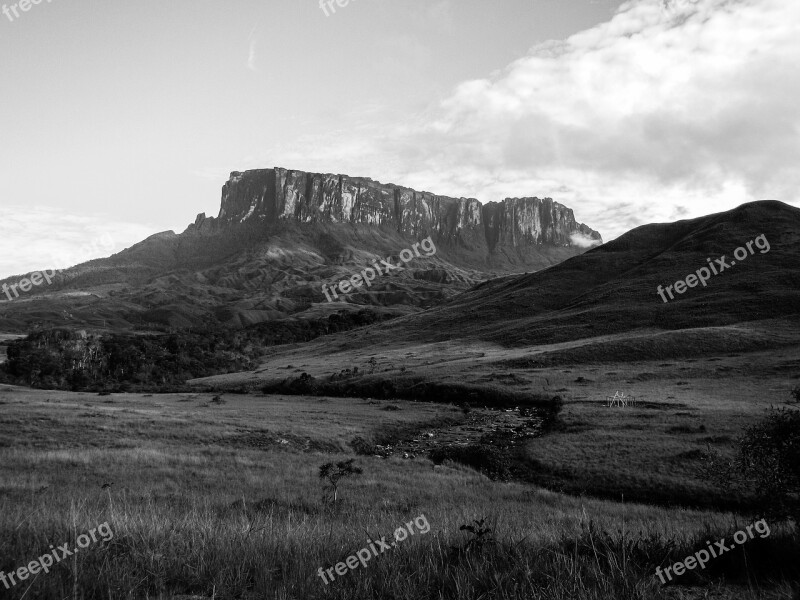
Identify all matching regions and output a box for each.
[457,518,495,553]
[318,459,363,503]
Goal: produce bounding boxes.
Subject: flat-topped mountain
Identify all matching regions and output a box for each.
[190,168,601,262]
[0,167,601,332]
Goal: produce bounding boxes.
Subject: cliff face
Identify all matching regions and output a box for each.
[189,167,602,253]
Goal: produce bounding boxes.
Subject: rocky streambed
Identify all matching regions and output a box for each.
[374,407,545,460]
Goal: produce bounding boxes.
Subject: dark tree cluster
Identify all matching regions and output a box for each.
[0,310,392,392]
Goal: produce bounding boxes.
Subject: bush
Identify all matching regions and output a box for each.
[348,436,375,456]
[262,376,563,419]
[538,395,564,429]
[286,372,319,395]
[738,407,800,525]
[430,444,512,481]
[704,406,800,526]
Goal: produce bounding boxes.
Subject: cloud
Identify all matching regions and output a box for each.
[0,206,157,279]
[570,232,603,248]
[191,167,235,181]
[260,0,800,242]
[246,27,258,72]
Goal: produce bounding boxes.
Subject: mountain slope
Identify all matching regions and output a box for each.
[191,200,800,390]
[0,168,601,333]
[379,199,800,347]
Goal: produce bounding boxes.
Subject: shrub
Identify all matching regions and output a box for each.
[348,436,375,456]
[263,377,564,418]
[538,395,564,429]
[703,407,800,526]
[454,518,495,555]
[288,372,318,395]
[738,407,800,525]
[430,444,512,481]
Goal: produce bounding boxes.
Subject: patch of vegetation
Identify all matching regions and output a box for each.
[666,425,699,434]
[262,374,564,415]
[430,444,513,481]
[452,518,495,555]
[0,310,393,392]
[704,405,800,526]
[563,520,799,589]
[1,386,797,599]
[318,459,363,504]
[510,456,750,512]
[672,449,705,461]
[697,435,733,444]
[661,525,800,586]
[348,436,376,456]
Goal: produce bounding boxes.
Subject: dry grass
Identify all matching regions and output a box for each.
[0,387,796,599]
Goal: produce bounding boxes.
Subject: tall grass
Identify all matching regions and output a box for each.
[0,389,796,599]
[2,493,796,599]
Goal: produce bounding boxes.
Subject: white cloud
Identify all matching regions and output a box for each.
[570,232,603,248]
[246,27,258,72]
[0,206,157,279]
[261,0,800,241]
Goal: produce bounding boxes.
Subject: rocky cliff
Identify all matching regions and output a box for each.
[188,168,602,254]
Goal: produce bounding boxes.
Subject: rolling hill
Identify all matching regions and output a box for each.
[192,200,800,391]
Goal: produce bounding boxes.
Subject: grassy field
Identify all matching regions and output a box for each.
[0,378,797,599]
[193,328,799,510]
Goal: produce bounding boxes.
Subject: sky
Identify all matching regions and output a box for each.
[0,0,797,278]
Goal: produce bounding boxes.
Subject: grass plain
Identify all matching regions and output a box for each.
[1,347,798,599]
